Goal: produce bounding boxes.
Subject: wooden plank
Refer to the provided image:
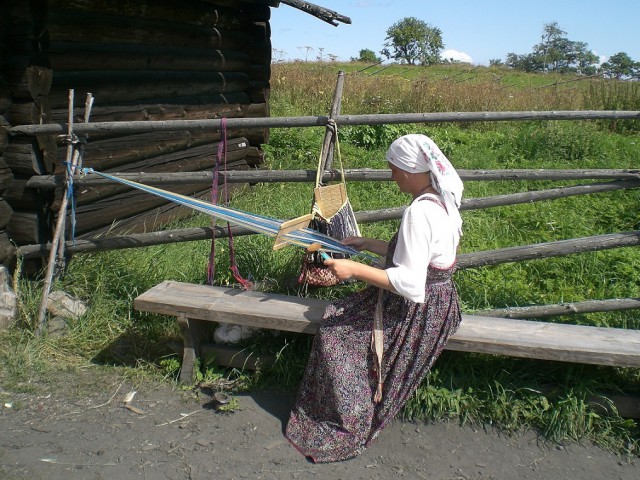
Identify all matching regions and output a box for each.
[134,281,326,334]
[448,316,640,367]
[134,281,640,368]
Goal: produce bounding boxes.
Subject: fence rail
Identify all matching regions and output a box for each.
[6,110,640,136]
[24,168,640,189]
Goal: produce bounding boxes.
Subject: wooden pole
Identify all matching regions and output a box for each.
[36,89,76,336]
[475,297,640,319]
[354,179,640,222]
[279,0,352,26]
[25,168,640,189]
[7,110,640,136]
[461,179,640,211]
[17,218,640,269]
[456,231,640,269]
[319,70,344,173]
[35,92,94,337]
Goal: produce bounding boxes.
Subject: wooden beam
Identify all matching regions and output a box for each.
[279,0,351,26]
[21,168,640,189]
[476,298,640,319]
[16,214,640,266]
[457,231,640,269]
[48,71,250,108]
[9,110,640,136]
[48,101,266,125]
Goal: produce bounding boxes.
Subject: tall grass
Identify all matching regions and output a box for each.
[2,62,639,454]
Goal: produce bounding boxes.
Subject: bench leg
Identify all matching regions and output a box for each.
[177,313,207,384]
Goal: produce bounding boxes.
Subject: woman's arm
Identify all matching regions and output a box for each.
[323,258,397,293]
[341,236,389,257]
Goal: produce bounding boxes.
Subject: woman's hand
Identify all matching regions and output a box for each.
[324,258,396,295]
[342,236,389,257]
[341,236,368,251]
[323,258,359,281]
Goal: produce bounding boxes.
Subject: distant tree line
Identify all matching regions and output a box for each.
[351,17,639,80]
[500,22,639,79]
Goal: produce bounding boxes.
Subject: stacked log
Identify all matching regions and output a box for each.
[1,0,272,266]
[0,2,17,265]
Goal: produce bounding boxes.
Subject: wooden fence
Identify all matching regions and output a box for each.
[4,109,640,319]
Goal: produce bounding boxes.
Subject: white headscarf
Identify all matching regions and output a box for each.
[386,134,464,235]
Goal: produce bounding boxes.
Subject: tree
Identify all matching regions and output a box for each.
[602,52,637,79]
[536,22,566,73]
[505,52,543,72]
[352,48,381,63]
[505,21,599,75]
[381,17,443,66]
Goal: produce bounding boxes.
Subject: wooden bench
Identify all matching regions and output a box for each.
[134,280,640,384]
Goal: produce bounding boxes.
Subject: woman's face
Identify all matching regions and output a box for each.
[388,162,411,193]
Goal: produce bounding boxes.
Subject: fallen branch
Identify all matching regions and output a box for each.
[156,409,202,426]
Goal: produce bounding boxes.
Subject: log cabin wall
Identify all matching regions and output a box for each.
[0,0,276,267]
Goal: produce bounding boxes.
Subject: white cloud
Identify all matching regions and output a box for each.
[594,52,608,65]
[442,49,473,64]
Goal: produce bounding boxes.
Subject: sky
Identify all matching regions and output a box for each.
[270,0,640,66]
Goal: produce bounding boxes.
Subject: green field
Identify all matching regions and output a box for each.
[2,62,639,454]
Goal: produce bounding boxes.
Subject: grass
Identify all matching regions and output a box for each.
[1,61,639,455]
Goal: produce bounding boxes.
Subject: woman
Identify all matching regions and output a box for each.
[285,134,464,463]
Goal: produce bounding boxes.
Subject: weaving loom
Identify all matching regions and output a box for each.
[81,168,373,260]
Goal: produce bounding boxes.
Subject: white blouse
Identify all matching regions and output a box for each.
[385,193,460,303]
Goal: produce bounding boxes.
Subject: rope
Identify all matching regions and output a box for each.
[62,134,87,245]
[207,118,253,289]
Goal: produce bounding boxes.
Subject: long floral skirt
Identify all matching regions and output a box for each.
[285,265,461,463]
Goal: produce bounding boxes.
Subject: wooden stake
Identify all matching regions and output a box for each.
[35,91,94,336]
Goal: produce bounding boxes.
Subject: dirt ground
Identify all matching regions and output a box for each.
[0,368,637,480]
